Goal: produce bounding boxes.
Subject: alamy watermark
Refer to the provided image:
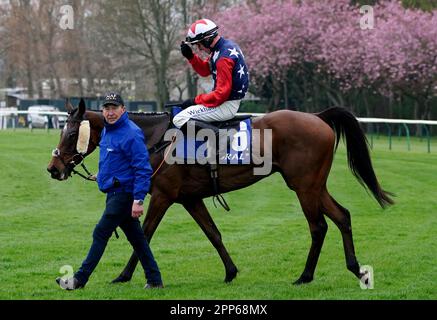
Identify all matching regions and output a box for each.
[360,5,374,30]
[59,5,74,30]
[58,264,75,290]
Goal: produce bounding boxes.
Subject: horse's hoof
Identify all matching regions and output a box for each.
[111,274,132,284]
[224,267,238,283]
[293,275,313,285]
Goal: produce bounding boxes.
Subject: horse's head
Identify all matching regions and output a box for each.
[47,98,103,180]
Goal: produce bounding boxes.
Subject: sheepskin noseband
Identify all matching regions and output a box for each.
[76,120,90,154]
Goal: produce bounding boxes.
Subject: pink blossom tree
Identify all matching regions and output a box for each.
[212,0,437,118]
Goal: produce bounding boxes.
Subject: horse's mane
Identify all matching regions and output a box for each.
[81,109,169,117]
[128,111,169,117]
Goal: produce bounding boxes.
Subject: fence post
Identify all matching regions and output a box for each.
[384,123,392,150]
[401,123,410,151]
[421,124,431,153]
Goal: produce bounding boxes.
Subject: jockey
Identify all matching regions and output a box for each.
[174,18,249,134]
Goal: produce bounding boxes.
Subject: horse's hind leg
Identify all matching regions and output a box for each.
[294,191,328,285]
[183,199,238,283]
[320,190,363,280]
[112,192,172,283]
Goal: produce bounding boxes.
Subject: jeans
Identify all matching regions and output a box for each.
[74,192,162,285]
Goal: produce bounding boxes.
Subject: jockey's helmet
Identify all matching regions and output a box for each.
[185,18,218,48]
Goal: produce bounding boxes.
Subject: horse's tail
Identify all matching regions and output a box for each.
[316,107,394,208]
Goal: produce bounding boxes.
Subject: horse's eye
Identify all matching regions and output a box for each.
[68,132,77,138]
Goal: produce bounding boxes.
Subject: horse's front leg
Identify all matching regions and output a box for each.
[183,199,238,282]
[111,191,173,283]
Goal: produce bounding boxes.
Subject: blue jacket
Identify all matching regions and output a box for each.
[97,112,152,200]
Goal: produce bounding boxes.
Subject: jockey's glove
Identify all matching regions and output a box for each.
[180,98,196,109]
[180,41,194,60]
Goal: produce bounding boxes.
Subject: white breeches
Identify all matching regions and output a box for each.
[173,100,241,128]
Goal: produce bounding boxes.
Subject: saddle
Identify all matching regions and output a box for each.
[170,107,253,211]
[209,115,252,130]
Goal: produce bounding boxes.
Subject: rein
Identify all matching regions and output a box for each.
[52,148,96,181]
[72,162,95,181]
[149,133,177,178]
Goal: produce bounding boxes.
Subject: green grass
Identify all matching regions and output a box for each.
[0,129,436,300]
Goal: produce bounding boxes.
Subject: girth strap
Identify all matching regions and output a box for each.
[208,164,230,212]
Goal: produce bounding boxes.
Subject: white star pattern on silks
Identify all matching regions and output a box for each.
[213,50,220,62]
[237,64,245,78]
[238,84,245,94]
[228,47,239,58]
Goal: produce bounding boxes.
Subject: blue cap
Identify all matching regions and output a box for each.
[102,92,124,107]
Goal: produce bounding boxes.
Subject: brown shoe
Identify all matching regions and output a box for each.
[144,282,164,289]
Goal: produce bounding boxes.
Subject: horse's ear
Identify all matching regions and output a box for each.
[65,98,73,114]
[78,98,86,117]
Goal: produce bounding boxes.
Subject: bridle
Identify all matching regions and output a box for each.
[51,147,96,181]
[52,118,96,181]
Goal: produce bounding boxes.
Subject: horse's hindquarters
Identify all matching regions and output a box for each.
[252,110,335,190]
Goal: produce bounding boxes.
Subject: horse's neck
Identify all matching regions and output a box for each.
[86,111,104,134]
[127,112,171,148]
[86,111,170,148]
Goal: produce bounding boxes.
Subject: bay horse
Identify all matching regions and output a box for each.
[47,99,393,285]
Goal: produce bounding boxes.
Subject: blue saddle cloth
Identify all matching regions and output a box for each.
[171,107,252,165]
